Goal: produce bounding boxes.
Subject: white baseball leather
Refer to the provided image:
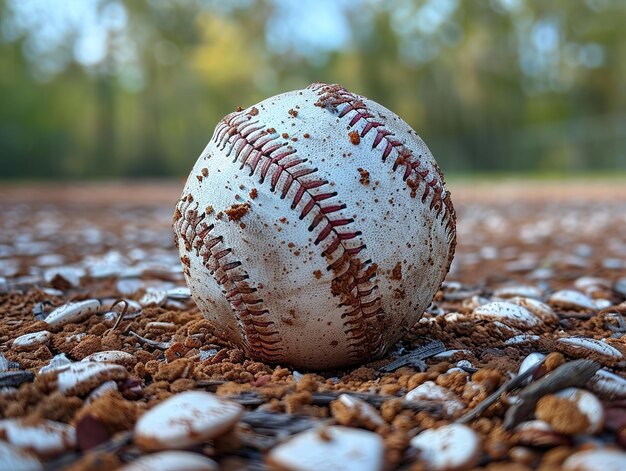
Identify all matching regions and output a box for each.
[174,83,456,369]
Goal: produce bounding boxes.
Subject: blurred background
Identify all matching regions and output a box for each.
[1,0,625,180]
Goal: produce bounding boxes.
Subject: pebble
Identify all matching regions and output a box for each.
[41,287,64,297]
[44,300,101,327]
[65,333,87,343]
[86,380,119,405]
[0,419,76,458]
[514,420,570,447]
[410,423,481,471]
[406,381,465,416]
[518,352,546,376]
[473,301,541,329]
[508,296,559,324]
[145,321,177,331]
[594,298,613,310]
[12,331,53,351]
[267,426,384,471]
[494,285,543,300]
[0,441,42,471]
[504,334,540,346]
[139,288,167,307]
[134,391,243,450]
[536,387,604,435]
[43,266,85,287]
[81,351,136,367]
[587,369,626,400]
[557,337,623,361]
[432,349,472,359]
[37,361,128,396]
[548,289,596,311]
[575,276,611,293]
[166,286,191,300]
[563,448,626,471]
[333,394,385,429]
[38,354,72,374]
[120,451,218,471]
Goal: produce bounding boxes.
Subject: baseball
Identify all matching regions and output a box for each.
[173,83,456,369]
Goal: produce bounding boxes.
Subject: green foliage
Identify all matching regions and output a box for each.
[0,0,625,179]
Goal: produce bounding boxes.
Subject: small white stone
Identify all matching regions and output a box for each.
[0,441,42,471]
[65,333,87,343]
[492,321,521,336]
[410,423,481,471]
[406,381,465,416]
[13,331,52,351]
[139,288,167,307]
[0,419,76,458]
[145,321,177,331]
[548,290,596,311]
[38,354,72,374]
[120,451,218,471]
[44,300,101,327]
[443,312,468,323]
[134,391,243,450]
[587,369,626,400]
[38,361,128,396]
[594,299,613,310]
[41,288,64,297]
[43,266,85,288]
[554,388,605,434]
[81,351,136,366]
[574,276,611,292]
[518,352,546,376]
[508,297,559,324]
[558,337,623,360]
[473,301,541,329]
[460,295,490,310]
[336,394,385,428]
[86,380,119,405]
[504,334,540,346]
[494,285,543,300]
[268,426,384,471]
[513,420,569,447]
[563,448,626,471]
[432,349,471,359]
[166,286,192,300]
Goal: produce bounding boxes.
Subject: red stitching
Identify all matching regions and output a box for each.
[174,195,284,361]
[214,112,385,360]
[309,82,457,247]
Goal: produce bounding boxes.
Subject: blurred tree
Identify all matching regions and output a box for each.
[0,0,624,179]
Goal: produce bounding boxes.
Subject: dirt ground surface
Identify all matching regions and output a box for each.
[1,180,626,470]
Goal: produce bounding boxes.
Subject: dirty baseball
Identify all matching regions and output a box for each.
[174,83,456,369]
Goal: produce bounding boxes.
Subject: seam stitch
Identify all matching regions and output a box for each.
[213,110,386,360]
[309,82,457,278]
[174,194,284,361]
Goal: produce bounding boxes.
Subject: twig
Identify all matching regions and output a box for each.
[227,390,443,415]
[503,359,600,429]
[379,340,446,372]
[43,432,132,470]
[129,331,172,350]
[104,299,130,335]
[241,410,326,436]
[605,312,626,338]
[457,361,543,424]
[0,371,34,388]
